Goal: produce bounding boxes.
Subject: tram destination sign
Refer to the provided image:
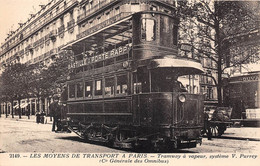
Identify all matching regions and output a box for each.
[69,43,132,69]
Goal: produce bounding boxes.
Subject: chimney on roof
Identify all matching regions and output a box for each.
[39,5,45,9]
[18,23,24,27]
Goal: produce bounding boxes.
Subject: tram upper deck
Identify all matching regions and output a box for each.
[62,1,203,101]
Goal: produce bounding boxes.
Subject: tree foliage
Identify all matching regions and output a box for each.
[178,0,260,105]
[0,63,32,118]
[0,49,73,116]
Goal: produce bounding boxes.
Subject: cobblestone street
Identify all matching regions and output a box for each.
[0,116,260,153]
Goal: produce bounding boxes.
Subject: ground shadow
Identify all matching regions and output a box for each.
[57,136,196,153]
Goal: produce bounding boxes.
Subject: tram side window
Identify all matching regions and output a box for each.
[141,19,156,41]
[76,82,83,98]
[69,84,75,98]
[116,75,127,94]
[105,77,115,96]
[133,73,142,94]
[85,81,92,98]
[95,80,103,96]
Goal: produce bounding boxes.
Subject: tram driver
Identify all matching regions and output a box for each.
[172,75,187,92]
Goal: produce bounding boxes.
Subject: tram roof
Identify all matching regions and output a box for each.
[61,13,132,50]
[150,57,204,75]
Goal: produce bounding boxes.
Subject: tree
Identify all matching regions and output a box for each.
[178,0,260,105]
[0,63,31,118]
[43,50,74,98]
[28,62,48,114]
[28,50,73,114]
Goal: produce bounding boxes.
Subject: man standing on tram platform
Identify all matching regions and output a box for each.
[49,95,61,132]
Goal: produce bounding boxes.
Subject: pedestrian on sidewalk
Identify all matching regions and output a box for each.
[49,95,61,131]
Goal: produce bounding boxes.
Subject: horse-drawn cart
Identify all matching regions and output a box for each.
[204,107,233,137]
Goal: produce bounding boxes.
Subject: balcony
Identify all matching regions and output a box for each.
[77,0,118,25]
[50,29,58,41]
[67,19,75,33]
[25,44,34,52]
[0,0,78,56]
[19,49,25,56]
[50,48,58,55]
[58,25,65,33]
[50,29,57,38]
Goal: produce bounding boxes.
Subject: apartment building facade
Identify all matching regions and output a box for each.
[0,0,224,117]
[1,0,183,116]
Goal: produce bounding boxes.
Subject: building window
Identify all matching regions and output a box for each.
[141,19,156,41]
[105,77,115,96]
[76,82,83,98]
[95,79,102,96]
[116,75,127,94]
[85,81,92,98]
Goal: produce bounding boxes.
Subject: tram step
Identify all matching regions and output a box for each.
[88,137,109,143]
[113,141,133,149]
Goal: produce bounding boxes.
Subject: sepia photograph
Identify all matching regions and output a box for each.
[0,0,259,166]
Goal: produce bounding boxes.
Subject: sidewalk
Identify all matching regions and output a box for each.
[2,115,52,125]
[220,127,260,141]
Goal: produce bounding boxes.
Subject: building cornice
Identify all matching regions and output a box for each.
[0,0,78,57]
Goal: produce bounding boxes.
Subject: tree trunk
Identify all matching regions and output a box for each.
[217,70,223,106]
[11,100,14,118]
[27,98,30,119]
[18,99,21,119]
[47,97,52,121]
[36,97,40,113]
[5,102,8,118]
[214,5,223,107]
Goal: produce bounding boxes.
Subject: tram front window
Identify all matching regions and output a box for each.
[151,70,187,93]
[141,19,156,41]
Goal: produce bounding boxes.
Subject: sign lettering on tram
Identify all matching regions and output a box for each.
[230,74,259,83]
[69,43,132,69]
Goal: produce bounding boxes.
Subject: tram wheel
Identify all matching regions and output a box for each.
[113,130,135,149]
[86,128,96,140]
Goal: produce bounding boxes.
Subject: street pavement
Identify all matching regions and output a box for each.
[1,115,260,141]
[2,114,52,125]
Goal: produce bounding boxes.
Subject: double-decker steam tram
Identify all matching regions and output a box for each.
[60,1,204,150]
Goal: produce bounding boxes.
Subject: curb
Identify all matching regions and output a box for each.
[2,117,52,125]
[220,136,260,142]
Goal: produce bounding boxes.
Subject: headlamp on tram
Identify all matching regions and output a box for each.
[178,94,186,103]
